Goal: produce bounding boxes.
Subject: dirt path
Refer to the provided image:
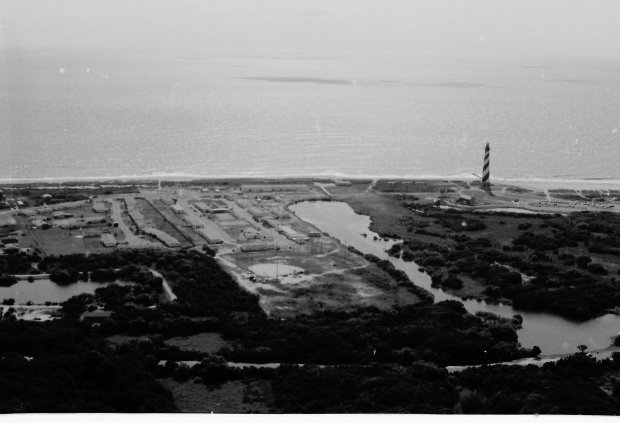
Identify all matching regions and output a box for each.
[149,269,177,301]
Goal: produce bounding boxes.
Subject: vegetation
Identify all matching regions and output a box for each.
[384,206,620,320]
[3,227,620,413]
[154,351,620,414]
[0,320,176,412]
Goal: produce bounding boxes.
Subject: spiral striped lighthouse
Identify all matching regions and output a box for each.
[481,142,490,187]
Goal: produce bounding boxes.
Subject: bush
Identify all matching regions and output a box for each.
[0,274,18,287]
[576,255,592,269]
[443,275,464,290]
[587,263,608,275]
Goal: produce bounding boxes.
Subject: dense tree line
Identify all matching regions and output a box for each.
[39,250,264,319]
[0,252,40,276]
[456,353,620,414]
[0,320,176,412]
[155,351,620,414]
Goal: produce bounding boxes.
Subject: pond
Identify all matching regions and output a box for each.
[290,201,620,356]
[0,279,131,305]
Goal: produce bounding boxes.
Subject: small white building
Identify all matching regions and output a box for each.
[52,211,73,219]
[142,227,181,248]
[92,202,108,213]
[100,233,117,247]
[333,179,352,186]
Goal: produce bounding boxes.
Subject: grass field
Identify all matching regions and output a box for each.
[29,228,87,255]
[341,192,413,237]
[253,262,422,317]
[164,332,228,354]
[106,335,154,348]
[324,183,371,195]
[159,379,272,413]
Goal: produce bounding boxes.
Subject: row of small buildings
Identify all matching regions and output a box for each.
[125,200,181,248]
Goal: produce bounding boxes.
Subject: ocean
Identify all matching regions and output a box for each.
[1,49,620,183]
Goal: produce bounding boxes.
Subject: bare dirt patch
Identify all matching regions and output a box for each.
[260,263,422,317]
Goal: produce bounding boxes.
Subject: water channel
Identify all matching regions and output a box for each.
[290,201,620,356]
[0,279,131,305]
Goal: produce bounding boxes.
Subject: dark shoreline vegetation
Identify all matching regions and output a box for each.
[0,245,619,411]
[346,195,620,321]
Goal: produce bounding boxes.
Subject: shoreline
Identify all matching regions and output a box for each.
[2,173,620,190]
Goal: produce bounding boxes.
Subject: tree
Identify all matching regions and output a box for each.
[577,344,588,353]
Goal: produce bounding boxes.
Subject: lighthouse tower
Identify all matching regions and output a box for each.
[481,143,490,187]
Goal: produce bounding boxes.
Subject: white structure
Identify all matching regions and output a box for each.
[100,233,117,247]
[142,227,181,248]
[92,202,108,213]
[241,184,309,193]
[276,225,308,244]
[482,142,490,187]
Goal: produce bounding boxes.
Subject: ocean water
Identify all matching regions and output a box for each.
[1,49,620,182]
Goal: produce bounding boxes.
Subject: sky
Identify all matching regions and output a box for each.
[1,0,620,58]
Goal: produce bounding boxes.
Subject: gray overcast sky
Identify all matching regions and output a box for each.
[2,0,620,58]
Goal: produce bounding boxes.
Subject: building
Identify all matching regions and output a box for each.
[333,179,352,186]
[92,202,108,213]
[276,225,308,244]
[235,199,251,209]
[242,228,260,240]
[100,233,117,247]
[52,211,73,219]
[82,229,100,238]
[272,209,290,219]
[1,237,18,245]
[193,201,209,213]
[197,228,223,244]
[456,194,474,206]
[2,243,20,253]
[241,243,279,252]
[261,217,280,228]
[247,207,267,218]
[127,210,146,229]
[57,216,106,230]
[142,227,181,248]
[171,204,184,214]
[30,219,48,229]
[194,201,228,214]
[240,184,309,193]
